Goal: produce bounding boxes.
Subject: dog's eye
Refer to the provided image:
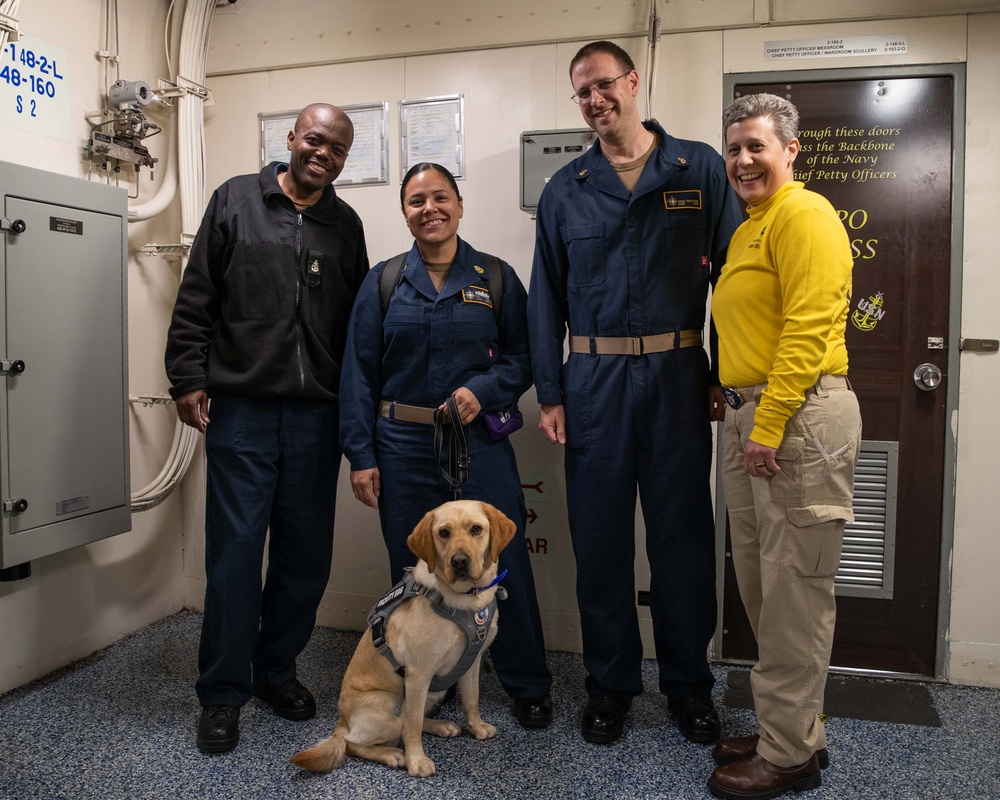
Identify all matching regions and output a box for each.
[470,524,483,536]
[438,527,451,539]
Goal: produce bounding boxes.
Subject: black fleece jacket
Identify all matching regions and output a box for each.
[165,163,369,402]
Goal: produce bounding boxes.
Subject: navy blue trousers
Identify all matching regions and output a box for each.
[374,417,552,701]
[197,394,341,708]
[563,349,717,700]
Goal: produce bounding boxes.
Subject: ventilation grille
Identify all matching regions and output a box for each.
[835,440,898,599]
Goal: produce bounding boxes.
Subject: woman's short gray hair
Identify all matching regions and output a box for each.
[723,93,800,146]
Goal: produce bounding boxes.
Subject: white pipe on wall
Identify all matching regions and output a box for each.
[130,0,216,512]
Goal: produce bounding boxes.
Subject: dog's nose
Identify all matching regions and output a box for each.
[450,551,471,575]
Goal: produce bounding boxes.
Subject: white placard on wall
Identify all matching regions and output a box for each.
[0,33,71,142]
[764,35,908,61]
[399,94,465,180]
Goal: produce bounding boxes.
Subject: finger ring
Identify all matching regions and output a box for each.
[754,462,766,468]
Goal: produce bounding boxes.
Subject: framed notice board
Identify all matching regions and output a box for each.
[398,94,465,180]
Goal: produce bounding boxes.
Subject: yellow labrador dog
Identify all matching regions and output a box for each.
[290,500,515,778]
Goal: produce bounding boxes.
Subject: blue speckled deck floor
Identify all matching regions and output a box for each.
[1,611,997,800]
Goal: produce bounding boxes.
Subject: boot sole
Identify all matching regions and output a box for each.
[196,733,239,754]
[707,770,821,800]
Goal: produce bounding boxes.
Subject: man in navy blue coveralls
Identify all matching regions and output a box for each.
[528,41,742,746]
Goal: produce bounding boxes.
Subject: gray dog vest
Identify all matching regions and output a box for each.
[368,567,506,711]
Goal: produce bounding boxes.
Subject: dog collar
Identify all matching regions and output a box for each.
[466,569,508,596]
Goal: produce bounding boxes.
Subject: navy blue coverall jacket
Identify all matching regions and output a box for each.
[528,120,742,698]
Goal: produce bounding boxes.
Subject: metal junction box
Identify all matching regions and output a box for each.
[519,128,595,213]
[0,161,130,572]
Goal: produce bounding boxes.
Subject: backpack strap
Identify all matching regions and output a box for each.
[481,253,503,330]
[379,252,408,318]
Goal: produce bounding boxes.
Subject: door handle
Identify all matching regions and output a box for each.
[913,363,942,391]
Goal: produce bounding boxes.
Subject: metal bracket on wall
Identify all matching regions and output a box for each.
[0,10,20,40]
[156,77,214,106]
[959,338,999,352]
[136,243,191,261]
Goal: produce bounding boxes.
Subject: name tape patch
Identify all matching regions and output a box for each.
[663,190,702,210]
[462,286,493,308]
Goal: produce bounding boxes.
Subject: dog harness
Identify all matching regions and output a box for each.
[368,567,508,713]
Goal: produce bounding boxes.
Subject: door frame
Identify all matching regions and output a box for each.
[711,63,966,681]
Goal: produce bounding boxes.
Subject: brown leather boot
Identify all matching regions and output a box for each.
[708,752,821,800]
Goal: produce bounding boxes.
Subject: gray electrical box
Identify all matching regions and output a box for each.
[0,161,130,574]
[519,128,595,213]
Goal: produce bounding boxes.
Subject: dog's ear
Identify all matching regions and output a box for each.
[483,502,517,566]
[407,509,438,572]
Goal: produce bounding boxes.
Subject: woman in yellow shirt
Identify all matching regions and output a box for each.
[708,94,862,800]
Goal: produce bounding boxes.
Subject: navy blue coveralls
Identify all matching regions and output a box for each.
[339,237,552,701]
[527,120,742,700]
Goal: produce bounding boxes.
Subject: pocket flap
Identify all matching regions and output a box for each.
[775,436,804,462]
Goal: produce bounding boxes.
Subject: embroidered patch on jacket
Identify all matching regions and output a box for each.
[663,190,702,210]
[462,286,493,308]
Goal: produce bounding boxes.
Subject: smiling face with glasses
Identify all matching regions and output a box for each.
[570,51,640,145]
[570,71,632,104]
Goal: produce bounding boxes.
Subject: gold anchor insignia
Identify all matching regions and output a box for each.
[579,169,588,176]
[309,260,320,273]
[677,157,687,164]
[474,265,485,274]
[851,291,884,332]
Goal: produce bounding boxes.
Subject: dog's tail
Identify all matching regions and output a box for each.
[290,729,348,772]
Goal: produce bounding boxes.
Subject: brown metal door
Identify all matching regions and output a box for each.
[720,73,955,675]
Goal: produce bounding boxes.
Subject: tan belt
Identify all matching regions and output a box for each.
[568,329,703,356]
[378,400,437,425]
[723,374,850,409]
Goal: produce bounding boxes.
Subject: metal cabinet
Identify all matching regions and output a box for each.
[1,162,130,575]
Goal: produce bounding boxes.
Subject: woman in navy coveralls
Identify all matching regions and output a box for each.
[339,163,553,727]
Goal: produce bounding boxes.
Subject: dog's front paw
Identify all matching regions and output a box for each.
[406,754,437,778]
[467,721,497,740]
[424,718,462,738]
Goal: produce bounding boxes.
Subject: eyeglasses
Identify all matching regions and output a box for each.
[570,71,632,104]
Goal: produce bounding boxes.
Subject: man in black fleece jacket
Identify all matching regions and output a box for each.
[165,103,369,754]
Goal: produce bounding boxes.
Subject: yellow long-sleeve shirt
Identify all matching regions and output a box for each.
[714,181,853,449]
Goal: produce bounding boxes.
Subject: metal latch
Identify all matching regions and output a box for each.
[1,217,27,235]
[960,339,999,352]
[3,498,29,514]
[0,359,26,375]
